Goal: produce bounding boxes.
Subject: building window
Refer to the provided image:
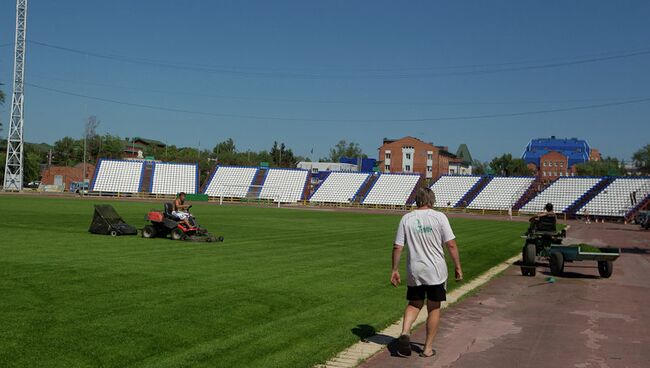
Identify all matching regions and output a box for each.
[543,161,547,167]
[427,166,432,172]
[312,168,319,173]
[554,162,557,167]
[385,152,391,159]
[543,171,546,177]
[427,153,432,160]
[405,153,411,160]
[405,165,411,172]
[560,162,564,167]
[385,165,390,171]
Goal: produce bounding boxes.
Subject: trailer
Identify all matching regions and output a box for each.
[520,227,620,278]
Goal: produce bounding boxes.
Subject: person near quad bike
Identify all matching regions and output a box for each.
[173,192,193,228]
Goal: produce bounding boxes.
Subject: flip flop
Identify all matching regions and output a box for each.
[419,349,436,358]
[396,335,412,357]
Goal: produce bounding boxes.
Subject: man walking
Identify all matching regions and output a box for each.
[391,187,463,358]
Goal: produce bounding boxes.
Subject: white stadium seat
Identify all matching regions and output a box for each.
[150,162,198,195]
[468,177,534,210]
[521,177,601,213]
[430,175,481,207]
[204,166,259,198]
[91,159,144,193]
[309,172,370,203]
[259,169,309,203]
[581,178,650,217]
[362,174,421,206]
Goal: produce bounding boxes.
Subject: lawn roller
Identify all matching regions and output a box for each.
[520,215,619,278]
[142,203,224,242]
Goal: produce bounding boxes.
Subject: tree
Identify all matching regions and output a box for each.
[328,140,366,162]
[23,151,43,183]
[489,154,533,176]
[0,152,4,183]
[84,116,100,162]
[471,159,488,175]
[53,137,82,166]
[632,144,650,174]
[270,141,297,168]
[0,82,4,133]
[100,134,125,159]
[575,157,625,176]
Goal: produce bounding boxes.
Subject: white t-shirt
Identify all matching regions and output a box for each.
[394,209,455,287]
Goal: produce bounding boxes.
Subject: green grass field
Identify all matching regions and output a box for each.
[0,195,526,368]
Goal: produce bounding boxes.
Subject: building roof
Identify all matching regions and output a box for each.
[522,136,591,167]
[132,137,166,147]
[456,144,473,165]
[382,136,434,146]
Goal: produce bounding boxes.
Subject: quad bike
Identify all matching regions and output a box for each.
[521,215,618,278]
[142,203,224,242]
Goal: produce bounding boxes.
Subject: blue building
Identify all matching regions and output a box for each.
[522,136,600,181]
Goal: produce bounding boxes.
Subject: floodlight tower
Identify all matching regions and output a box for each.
[3,0,28,191]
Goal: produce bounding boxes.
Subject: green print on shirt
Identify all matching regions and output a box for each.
[415,219,433,234]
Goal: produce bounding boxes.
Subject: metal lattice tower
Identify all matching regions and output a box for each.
[3,0,28,191]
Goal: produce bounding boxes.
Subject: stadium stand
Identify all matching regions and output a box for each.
[467,177,534,210]
[309,172,370,203]
[203,166,258,198]
[91,159,144,193]
[429,175,481,208]
[520,177,602,213]
[581,177,650,217]
[259,168,309,203]
[362,173,421,206]
[150,162,198,195]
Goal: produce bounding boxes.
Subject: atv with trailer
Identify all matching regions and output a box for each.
[142,203,223,242]
[520,215,619,278]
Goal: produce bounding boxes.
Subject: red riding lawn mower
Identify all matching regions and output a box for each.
[142,203,224,242]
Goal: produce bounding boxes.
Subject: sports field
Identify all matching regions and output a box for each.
[0,196,526,368]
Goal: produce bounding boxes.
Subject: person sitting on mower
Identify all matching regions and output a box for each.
[173,192,193,228]
[528,203,557,233]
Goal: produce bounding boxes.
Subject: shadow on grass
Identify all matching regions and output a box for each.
[351,324,427,357]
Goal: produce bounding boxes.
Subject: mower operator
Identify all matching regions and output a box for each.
[173,192,193,228]
[528,202,557,232]
[390,187,463,358]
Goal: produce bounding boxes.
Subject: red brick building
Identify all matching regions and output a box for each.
[527,151,578,181]
[378,137,460,179]
[40,163,95,190]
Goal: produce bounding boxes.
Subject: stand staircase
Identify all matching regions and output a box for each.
[625,194,650,222]
[456,176,492,208]
[139,162,154,193]
[353,174,379,203]
[513,177,549,210]
[565,177,616,216]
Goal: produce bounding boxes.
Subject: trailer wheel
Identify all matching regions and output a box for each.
[171,228,185,241]
[142,226,156,239]
[550,252,564,276]
[521,243,536,276]
[597,261,613,278]
[110,230,118,237]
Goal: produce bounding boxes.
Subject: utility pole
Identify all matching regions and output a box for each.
[3,0,27,191]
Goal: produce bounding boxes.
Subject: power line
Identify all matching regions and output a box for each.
[29,40,650,79]
[30,73,644,107]
[26,82,650,123]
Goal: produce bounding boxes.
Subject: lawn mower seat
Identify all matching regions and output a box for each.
[164,203,181,221]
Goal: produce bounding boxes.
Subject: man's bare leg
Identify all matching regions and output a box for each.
[423,300,441,356]
[401,300,424,336]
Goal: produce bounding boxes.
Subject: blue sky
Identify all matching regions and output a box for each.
[1,0,649,162]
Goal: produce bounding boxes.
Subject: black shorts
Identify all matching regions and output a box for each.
[407,283,446,302]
